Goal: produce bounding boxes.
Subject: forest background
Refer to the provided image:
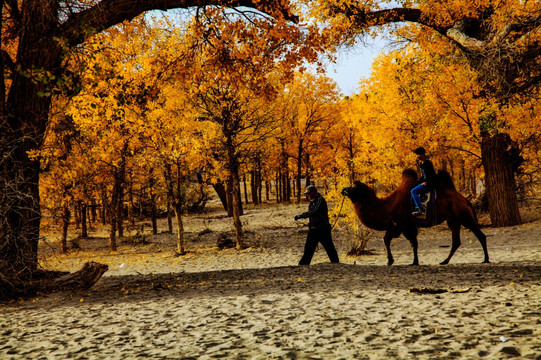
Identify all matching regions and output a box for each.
[1,0,540,298]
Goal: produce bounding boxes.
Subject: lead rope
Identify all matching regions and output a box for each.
[331,195,346,230]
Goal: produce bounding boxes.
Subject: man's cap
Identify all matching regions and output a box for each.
[304,185,317,194]
[413,147,426,155]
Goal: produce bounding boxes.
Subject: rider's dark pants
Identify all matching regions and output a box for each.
[299,226,339,265]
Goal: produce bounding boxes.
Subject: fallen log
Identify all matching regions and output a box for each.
[50,261,109,291]
[1,261,108,300]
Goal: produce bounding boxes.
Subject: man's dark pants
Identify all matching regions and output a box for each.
[299,226,340,265]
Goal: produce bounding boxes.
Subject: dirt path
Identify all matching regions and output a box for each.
[2,202,540,359]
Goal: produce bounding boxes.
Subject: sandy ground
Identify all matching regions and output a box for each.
[1,198,540,359]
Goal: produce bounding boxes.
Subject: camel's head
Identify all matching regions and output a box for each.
[341,181,372,203]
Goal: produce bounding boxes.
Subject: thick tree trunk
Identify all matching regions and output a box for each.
[480,132,522,227]
[0,0,60,283]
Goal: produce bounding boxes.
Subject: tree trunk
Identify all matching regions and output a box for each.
[166,201,173,233]
[151,196,158,235]
[163,165,174,233]
[480,132,521,227]
[212,181,229,212]
[100,191,108,225]
[296,142,303,203]
[231,174,244,249]
[73,203,80,230]
[305,153,311,189]
[127,180,136,227]
[109,211,117,252]
[109,173,123,251]
[276,172,282,203]
[284,175,288,202]
[226,178,234,216]
[225,140,244,249]
[470,168,477,197]
[257,165,262,204]
[117,189,124,238]
[0,0,60,280]
[251,170,258,204]
[90,199,97,225]
[81,203,88,238]
[173,202,185,255]
[61,205,70,254]
[243,173,249,205]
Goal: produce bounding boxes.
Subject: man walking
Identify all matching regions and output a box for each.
[294,185,340,265]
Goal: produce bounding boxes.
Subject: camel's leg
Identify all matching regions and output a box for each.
[441,221,461,265]
[403,226,419,266]
[466,223,490,263]
[383,231,394,266]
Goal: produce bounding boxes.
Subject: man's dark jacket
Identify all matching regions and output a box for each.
[419,159,436,187]
[297,193,330,229]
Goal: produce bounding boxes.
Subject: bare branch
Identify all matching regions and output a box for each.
[58,0,296,47]
[492,12,541,44]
